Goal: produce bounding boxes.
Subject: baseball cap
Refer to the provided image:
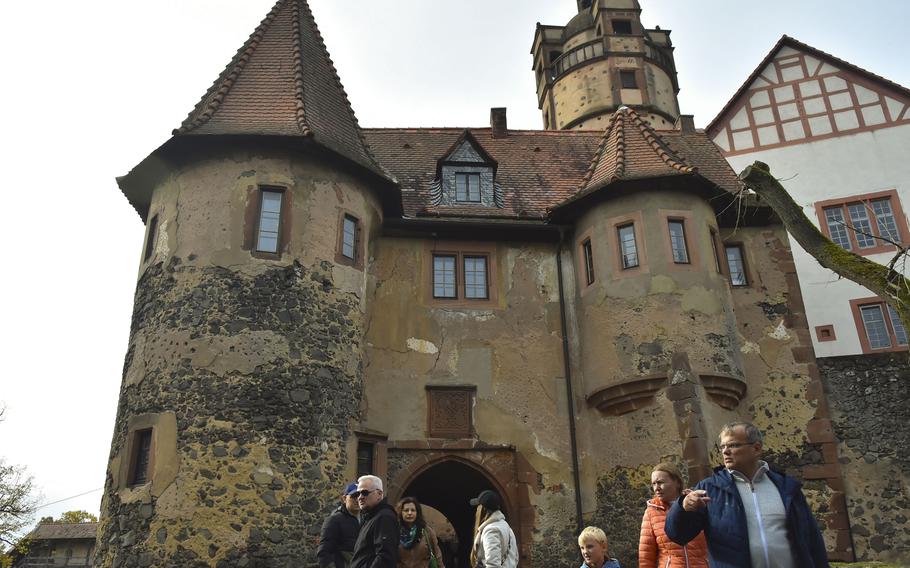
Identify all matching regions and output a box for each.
[469,490,501,511]
[343,482,359,496]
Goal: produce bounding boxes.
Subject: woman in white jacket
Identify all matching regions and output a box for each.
[469,490,519,568]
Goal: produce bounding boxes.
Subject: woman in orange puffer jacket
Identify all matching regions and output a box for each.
[638,463,708,568]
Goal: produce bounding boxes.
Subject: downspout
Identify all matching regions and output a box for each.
[556,227,584,533]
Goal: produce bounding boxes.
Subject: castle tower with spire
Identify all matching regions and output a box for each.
[532,0,681,130]
[96,1,397,565]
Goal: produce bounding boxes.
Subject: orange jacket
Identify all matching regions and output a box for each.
[639,497,708,568]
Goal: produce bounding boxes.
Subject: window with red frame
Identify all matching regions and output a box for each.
[820,194,904,253]
[856,301,908,350]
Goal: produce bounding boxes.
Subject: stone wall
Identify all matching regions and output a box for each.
[820,352,910,563]
[96,258,363,568]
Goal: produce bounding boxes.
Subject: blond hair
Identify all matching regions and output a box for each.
[577,526,607,548]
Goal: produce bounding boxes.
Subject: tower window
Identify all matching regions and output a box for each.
[668,220,690,264]
[129,429,153,486]
[582,239,595,285]
[455,173,481,202]
[618,224,639,269]
[256,188,284,253]
[143,214,159,262]
[612,20,633,35]
[725,245,748,286]
[620,70,638,89]
[342,215,358,260]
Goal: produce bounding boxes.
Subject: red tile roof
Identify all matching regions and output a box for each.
[363,108,742,220]
[581,106,695,191]
[174,0,388,180]
[707,35,910,136]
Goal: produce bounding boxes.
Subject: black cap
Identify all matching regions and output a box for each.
[469,490,501,511]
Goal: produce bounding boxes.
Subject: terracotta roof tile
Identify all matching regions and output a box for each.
[175,0,388,179]
[581,107,695,192]
[363,116,741,220]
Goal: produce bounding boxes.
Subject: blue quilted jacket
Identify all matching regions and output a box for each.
[664,467,829,568]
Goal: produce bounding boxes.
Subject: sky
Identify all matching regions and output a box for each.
[1,0,908,536]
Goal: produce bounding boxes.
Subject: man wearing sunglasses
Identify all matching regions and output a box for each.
[351,475,399,568]
[665,421,829,568]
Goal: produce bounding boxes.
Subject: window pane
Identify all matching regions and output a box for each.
[456,174,467,201]
[468,174,480,202]
[824,206,852,250]
[710,232,722,273]
[433,256,457,298]
[726,246,747,286]
[847,203,875,248]
[618,225,639,268]
[132,430,152,486]
[583,240,595,285]
[861,305,892,349]
[144,215,158,262]
[342,216,357,259]
[456,173,481,202]
[464,256,488,299]
[668,221,689,263]
[257,191,282,253]
[872,198,901,243]
[887,305,908,346]
[356,442,374,477]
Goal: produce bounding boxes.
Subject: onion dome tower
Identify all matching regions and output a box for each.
[97,1,398,566]
[532,0,680,130]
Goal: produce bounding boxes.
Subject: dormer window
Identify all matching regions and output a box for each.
[456,173,481,202]
[432,131,504,209]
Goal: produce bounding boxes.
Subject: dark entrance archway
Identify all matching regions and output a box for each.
[400,459,502,568]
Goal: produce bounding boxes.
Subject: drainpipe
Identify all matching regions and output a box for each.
[556,228,584,533]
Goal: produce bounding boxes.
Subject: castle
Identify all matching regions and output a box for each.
[97,0,900,566]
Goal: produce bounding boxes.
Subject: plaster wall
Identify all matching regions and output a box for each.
[723,124,910,356]
[552,60,616,129]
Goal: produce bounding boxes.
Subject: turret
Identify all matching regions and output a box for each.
[97,1,396,566]
[532,0,680,130]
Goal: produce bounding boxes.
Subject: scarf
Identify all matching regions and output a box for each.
[400,525,420,549]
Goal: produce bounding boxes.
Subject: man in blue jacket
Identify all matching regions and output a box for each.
[665,421,829,568]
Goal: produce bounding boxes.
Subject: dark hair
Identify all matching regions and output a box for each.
[396,496,426,529]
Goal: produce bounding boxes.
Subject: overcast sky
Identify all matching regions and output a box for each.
[1,0,907,533]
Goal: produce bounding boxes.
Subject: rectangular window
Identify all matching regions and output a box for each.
[433,255,457,298]
[620,70,637,89]
[888,305,908,346]
[817,191,907,254]
[342,215,358,260]
[463,256,488,299]
[143,215,158,262]
[725,245,748,286]
[710,229,723,273]
[668,220,690,264]
[455,173,481,202]
[582,239,595,285]
[612,19,633,34]
[618,224,639,269]
[847,203,876,248]
[860,305,892,349]
[356,441,374,477]
[130,429,153,486]
[256,189,283,253]
[823,206,852,250]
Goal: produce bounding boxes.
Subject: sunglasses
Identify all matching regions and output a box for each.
[351,489,380,498]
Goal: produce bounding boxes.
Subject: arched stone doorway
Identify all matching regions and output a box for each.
[399,458,507,568]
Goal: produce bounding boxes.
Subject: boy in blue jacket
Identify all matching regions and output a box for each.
[577,526,620,568]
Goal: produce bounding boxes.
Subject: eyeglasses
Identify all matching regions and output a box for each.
[351,489,380,498]
[718,442,751,451]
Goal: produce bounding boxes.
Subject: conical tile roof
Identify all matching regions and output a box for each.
[580,106,696,192]
[174,0,388,179]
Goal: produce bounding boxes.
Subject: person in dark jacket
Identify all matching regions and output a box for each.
[665,422,829,568]
[351,475,399,568]
[317,481,361,568]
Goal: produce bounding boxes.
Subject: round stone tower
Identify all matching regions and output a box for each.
[96,1,398,566]
[532,0,681,130]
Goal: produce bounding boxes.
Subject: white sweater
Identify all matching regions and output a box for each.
[472,511,519,568]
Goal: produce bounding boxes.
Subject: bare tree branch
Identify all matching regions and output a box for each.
[739,161,910,336]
